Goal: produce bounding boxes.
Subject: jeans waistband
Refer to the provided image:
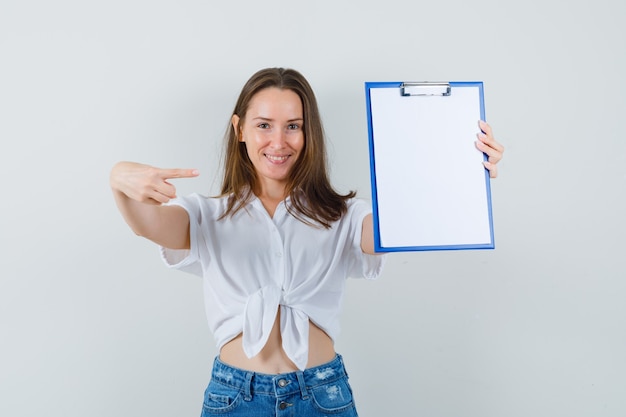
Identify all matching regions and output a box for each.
[211,354,348,400]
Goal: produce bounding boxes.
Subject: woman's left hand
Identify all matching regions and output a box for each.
[475,120,504,178]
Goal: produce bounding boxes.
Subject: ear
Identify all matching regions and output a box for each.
[231,114,243,142]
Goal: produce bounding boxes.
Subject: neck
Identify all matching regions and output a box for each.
[254,182,290,218]
[254,180,289,202]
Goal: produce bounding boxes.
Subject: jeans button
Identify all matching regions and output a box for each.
[278,379,288,387]
[279,401,289,410]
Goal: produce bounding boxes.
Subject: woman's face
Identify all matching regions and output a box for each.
[232,87,305,194]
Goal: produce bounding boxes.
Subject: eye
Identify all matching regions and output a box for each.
[287,123,301,130]
[257,123,270,129]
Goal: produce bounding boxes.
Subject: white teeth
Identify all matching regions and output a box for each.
[266,154,288,161]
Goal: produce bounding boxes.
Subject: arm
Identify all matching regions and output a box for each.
[360,121,505,254]
[360,214,377,255]
[110,161,199,249]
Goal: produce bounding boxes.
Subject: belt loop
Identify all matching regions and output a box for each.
[296,371,308,399]
[337,354,348,378]
[243,372,254,401]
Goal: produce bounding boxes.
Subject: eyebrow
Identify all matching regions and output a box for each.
[252,117,304,122]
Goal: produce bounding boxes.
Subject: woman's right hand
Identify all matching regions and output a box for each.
[110,161,199,205]
[110,161,199,249]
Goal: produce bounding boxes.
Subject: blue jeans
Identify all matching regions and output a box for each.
[201,354,359,416]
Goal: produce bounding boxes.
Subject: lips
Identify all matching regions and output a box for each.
[265,154,290,163]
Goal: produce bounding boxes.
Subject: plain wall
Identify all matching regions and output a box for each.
[1,0,625,416]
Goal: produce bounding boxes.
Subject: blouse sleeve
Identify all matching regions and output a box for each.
[347,199,387,280]
[159,194,206,277]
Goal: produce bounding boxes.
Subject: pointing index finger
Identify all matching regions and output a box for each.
[160,168,200,179]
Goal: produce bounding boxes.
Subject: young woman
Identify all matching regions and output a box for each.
[110,67,504,416]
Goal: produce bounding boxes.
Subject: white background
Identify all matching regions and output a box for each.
[1,1,625,416]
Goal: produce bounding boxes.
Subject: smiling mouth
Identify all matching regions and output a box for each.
[265,154,290,163]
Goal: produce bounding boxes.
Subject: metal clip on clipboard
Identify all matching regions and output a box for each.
[401,82,451,96]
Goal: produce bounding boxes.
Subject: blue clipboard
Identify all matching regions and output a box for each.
[365,81,494,252]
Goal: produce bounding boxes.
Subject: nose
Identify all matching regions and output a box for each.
[269,129,287,148]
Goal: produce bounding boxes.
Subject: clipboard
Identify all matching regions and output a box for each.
[365,81,494,252]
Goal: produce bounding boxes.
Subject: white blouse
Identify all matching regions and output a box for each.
[160,193,386,370]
